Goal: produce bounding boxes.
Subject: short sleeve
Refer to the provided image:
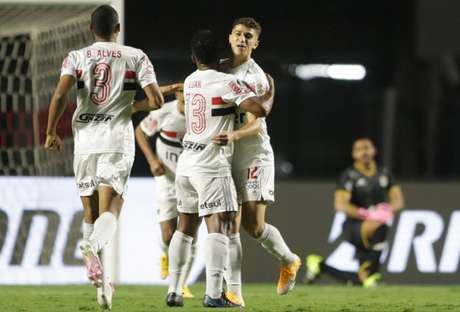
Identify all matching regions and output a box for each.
[60,52,77,78]
[221,78,256,106]
[136,52,157,88]
[139,110,161,137]
[382,169,398,191]
[337,169,353,192]
[254,73,270,96]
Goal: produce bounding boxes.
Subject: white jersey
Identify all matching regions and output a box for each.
[177,69,256,177]
[61,41,157,155]
[139,100,185,175]
[229,58,274,170]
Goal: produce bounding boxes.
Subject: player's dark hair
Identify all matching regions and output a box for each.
[232,17,262,36]
[90,5,119,38]
[191,30,219,65]
[353,137,374,144]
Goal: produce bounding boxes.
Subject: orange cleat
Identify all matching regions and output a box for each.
[277,255,301,295]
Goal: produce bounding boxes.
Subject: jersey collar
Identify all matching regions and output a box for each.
[354,161,377,177]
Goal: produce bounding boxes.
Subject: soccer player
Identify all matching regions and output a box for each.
[217,17,301,304]
[135,87,197,298]
[44,5,164,309]
[166,30,274,308]
[305,138,405,287]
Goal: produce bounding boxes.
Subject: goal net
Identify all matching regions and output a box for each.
[0,1,122,176]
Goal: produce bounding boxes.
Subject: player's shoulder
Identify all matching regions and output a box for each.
[161,100,177,113]
[340,166,359,180]
[247,59,265,75]
[117,44,147,58]
[378,166,393,177]
[185,69,235,85]
[247,59,268,87]
[67,47,85,58]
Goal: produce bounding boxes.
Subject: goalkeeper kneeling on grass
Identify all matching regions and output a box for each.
[305,138,404,287]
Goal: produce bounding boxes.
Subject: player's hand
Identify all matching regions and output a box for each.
[357,208,371,220]
[265,73,275,96]
[262,73,275,115]
[44,134,63,151]
[367,203,394,224]
[150,161,166,176]
[212,132,238,146]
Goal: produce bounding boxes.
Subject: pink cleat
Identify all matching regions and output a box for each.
[80,240,103,287]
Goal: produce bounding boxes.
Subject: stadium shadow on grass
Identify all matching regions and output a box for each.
[0,283,459,311]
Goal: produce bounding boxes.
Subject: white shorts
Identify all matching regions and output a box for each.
[155,174,178,223]
[73,153,134,197]
[233,165,275,204]
[176,175,238,217]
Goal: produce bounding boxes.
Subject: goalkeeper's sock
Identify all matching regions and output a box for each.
[224,234,243,298]
[168,231,193,294]
[320,261,361,285]
[205,233,229,299]
[89,212,117,253]
[83,222,94,241]
[256,223,296,265]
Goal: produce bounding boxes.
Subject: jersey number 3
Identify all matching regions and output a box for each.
[190,94,206,134]
[90,63,112,105]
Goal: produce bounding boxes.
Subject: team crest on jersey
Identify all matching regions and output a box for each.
[356,178,367,187]
[379,175,389,188]
[229,80,243,94]
[256,83,265,95]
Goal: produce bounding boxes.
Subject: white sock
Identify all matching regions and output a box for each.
[160,240,169,255]
[89,212,117,253]
[256,223,296,265]
[82,222,94,241]
[168,231,193,294]
[183,242,197,287]
[205,233,229,299]
[225,234,243,298]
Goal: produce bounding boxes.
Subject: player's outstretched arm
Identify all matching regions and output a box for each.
[334,190,362,219]
[44,75,75,151]
[159,82,183,96]
[212,113,261,146]
[134,125,165,176]
[238,73,275,117]
[132,83,164,114]
[388,185,405,212]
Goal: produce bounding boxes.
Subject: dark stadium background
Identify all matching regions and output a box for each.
[126,0,460,180]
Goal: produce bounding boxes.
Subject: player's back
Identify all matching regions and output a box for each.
[177,69,254,177]
[62,41,156,155]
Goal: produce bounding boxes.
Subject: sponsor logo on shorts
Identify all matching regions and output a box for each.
[183,140,206,151]
[77,179,97,191]
[200,199,222,210]
[246,181,259,193]
[76,113,114,123]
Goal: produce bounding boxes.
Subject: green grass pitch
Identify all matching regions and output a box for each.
[1,283,459,312]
